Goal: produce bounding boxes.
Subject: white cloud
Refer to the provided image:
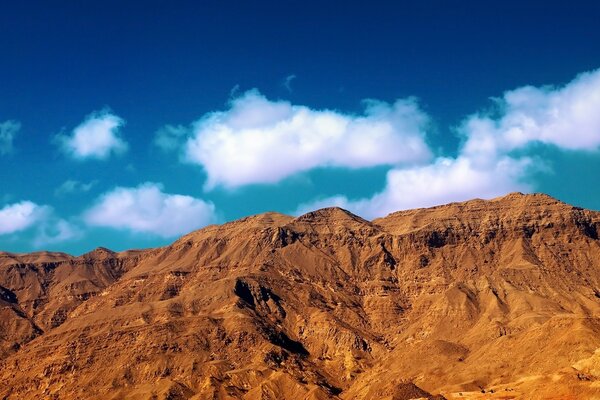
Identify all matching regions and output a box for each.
[296,156,531,219]
[0,201,47,235]
[84,183,216,237]
[461,68,600,161]
[57,110,127,160]
[54,179,97,196]
[183,90,432,189]
[297,68,600,218]
[0,200,81,245]
[0,120,21,155]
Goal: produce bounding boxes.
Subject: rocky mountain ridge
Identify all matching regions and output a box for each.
[1,192,599,399]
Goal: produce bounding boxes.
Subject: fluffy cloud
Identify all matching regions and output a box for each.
[56,110,127,160]
[461,68,600,162]
[296,156,532,219]
[0,120,21,155]
[182,90,432,189]
[0,200,78,245]
[84,183,216,237]
[0,201,47,235]
[297,68,600,218]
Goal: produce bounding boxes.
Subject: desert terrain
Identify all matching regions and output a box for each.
[1,192,600,399]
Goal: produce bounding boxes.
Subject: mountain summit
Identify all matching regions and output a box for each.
[1,193,599,399]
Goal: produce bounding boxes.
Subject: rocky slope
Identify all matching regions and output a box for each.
[1,193,599,399]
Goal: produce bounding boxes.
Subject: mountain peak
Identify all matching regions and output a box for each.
[233,211,293,226]
[79,246,116,259]
[491,191,564,204]
[294,206,371,225]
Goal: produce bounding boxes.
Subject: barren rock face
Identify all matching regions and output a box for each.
[1,192,599,399]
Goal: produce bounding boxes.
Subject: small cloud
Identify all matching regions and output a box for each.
[55,179,97,197]
[0,120,21,155]
[153,124,189,152]
[83,182,216,237]
[0,200,81,245]
[56,109,127,160]
[0,201,48,235]
[283,74,296,92]
[229,84,241,99]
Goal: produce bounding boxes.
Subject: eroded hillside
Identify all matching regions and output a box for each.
[1,193,599,399]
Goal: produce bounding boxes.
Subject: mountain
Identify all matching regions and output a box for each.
[1,193,599,399]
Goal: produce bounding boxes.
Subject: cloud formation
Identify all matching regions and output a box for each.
[0,120,21,155]
[0,201,47,235]
[183,90,432,189]
[57,110,127,160]
[5,69,600,251]
[0,200,80,245]
[298,69,600,218]
[296,156,532,218]
[461,68,600,161]
[84,183,216,237]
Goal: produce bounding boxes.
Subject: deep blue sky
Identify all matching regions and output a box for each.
[1,1,600,254]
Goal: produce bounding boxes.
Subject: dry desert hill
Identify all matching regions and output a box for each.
[1,192,600,399]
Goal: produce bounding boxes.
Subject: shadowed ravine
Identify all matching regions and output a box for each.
[1,193,600,399]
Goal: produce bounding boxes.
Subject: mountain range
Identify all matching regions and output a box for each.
[1,192,599,399]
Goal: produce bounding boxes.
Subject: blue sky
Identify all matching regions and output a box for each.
[1,1,600,254]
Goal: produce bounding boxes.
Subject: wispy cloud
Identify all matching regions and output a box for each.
[283,74,296,92]
[56,109,127,160]
[0,120,21,155]
[83,183,216,237]
[33,219,82,247]
[229,84,241,98]
[183,90,432,190]
[54,179,98,197]
[153,124,188,152]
